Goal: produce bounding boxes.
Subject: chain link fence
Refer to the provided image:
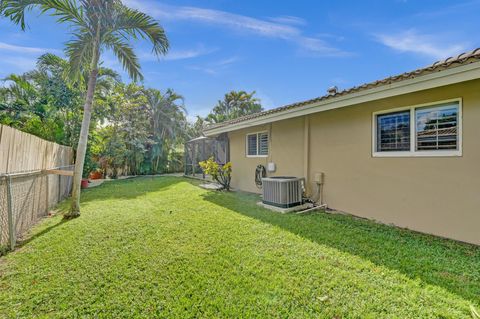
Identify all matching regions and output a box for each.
[0,166,73,252]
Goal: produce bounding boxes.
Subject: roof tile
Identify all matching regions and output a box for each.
[206,48,480,131]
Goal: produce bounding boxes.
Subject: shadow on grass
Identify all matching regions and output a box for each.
[17,218,69,248]
[9,177,189,253]
[79,176,188,203]
[201,190,480,304]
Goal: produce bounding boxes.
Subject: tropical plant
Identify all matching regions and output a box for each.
[205,90,263,124]
[1,0,169,217]
[96,125,128,179]
[145,88,187,173]
[199,157,232,191]
[0,53,120,147]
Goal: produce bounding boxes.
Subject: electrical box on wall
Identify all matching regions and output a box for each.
[314,172,324,184]
[267,162,276,172]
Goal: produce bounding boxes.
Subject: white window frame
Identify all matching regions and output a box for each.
[372,98,462,157]
[246,131,269,158]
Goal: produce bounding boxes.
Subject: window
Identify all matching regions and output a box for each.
[416,104,458,151]
[373,99,461,157]
[246,132,269,157]
[377,111,410,152]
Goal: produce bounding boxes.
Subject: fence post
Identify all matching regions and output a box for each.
[6,175,15,250]
[58,174,61,202]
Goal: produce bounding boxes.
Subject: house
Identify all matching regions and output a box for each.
[203,48,480,245]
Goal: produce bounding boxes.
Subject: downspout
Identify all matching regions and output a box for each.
[303,116,310,196]
[268,123,273,168]
[302,115,326,209]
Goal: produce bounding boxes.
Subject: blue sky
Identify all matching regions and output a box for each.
[1,0,479,120]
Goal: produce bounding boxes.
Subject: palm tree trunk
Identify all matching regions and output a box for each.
[67,35,101,218]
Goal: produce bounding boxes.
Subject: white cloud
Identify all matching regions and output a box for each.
[0,41,60,54]
[296,37,350,57]
[188,55,241,75]
[140,45,217,61]
[124,0,348,57]
[375,30,467,60]
[216,56,241,66]
[188,65,217,75]
[268,15,306,26]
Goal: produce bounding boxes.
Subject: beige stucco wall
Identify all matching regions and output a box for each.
[229,116,306,193]
[228,79,480,245]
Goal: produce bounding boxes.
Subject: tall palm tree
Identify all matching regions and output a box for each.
[1,0,169,217]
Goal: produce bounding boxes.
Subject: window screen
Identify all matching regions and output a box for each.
[416,103,458,151]
[258,132,269,156]
[376,111,410,152]
[246,132,268,156]
[247,134,258,156]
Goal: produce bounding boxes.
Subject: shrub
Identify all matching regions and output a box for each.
[199,157,232,191]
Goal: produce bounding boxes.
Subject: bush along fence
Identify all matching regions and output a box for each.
[0,125,73,252]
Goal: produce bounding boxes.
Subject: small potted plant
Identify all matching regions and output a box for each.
[81,156,98,189]
[89,169,103,180]
[81,178,89,189]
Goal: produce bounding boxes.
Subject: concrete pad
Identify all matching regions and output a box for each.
[199,183,224,190]
[256,202,311,213]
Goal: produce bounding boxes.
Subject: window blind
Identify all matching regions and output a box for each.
[258,133,269,156]
[246,132,268,156]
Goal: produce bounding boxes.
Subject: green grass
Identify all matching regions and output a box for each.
[0,177,478,318]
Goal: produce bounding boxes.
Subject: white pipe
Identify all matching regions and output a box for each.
[294,204,327,215]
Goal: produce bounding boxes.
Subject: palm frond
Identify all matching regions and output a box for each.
[98,67,121,82]
[1,0,45,29]
[41,0,87,28]
[2,74,37,96]
[65,30,93,83]
[36,53,68,72]
[111,4,168,57]
[104,34,142,82]
[1,0,87,30]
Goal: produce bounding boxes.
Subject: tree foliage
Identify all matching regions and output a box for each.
[0,55,189,178]
[205,90,263,124]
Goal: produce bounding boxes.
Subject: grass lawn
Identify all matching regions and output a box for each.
[0,177,478,318]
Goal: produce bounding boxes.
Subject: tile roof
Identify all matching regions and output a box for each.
[206,48,480,131]
[417,127,457,137]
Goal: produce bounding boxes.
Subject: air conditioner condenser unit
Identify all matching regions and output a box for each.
[262,176,304,208]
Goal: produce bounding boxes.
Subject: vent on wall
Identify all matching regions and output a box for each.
[262,176,304,208]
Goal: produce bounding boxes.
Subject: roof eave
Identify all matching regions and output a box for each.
[204,61,480,136]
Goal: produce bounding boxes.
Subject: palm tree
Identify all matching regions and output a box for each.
[206,90,263,124]
[1,0,169,217]
[145,88,186,173]
[0,74,40,123]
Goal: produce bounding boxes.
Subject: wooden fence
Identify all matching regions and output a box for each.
[0,125,74,251]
